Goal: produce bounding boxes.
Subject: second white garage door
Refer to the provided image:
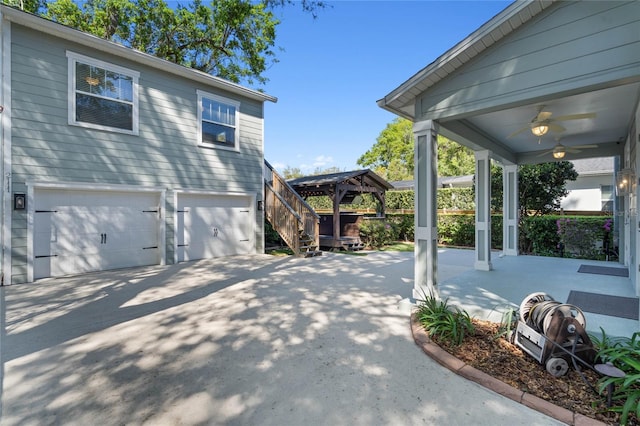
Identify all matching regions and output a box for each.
[176,193,253,262]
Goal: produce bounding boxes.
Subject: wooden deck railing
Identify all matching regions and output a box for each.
[264,160,319,255]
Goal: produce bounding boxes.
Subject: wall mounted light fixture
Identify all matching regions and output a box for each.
[14,193,25,210]
[616,168,636,196]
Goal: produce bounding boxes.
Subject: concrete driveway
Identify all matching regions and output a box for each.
[0,251,562,425]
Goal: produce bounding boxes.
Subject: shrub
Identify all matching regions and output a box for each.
[556,216,612,260]
[437,187,475,210]
[415,292,474,346]
[595,331,640,425]
[264,218,283,245]
[387,213,414,241]
[520,215,560,256]
[387,191,415,210]
[437,214,475,247]
[358,219,399,249]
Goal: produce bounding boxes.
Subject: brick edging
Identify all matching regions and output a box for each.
[409,313,605,426]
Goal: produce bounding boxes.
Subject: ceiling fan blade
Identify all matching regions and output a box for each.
[552,112,596,121]
[571,144,598,149]
[507,126,530,138]
[536,149,554,157]
[547,123,565,133]
[565,148,582,153]
[536,111,553,121]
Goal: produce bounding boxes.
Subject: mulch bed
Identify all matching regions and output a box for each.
[429,319,633,425]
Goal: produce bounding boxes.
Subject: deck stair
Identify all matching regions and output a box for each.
[264,160,321,257]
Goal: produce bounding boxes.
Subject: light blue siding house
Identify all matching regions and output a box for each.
[0,5,276,284]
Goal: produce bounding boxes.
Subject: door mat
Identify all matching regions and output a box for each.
[577,264,629,277]
[567,291,639,320]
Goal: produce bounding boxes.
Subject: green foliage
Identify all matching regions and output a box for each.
[358,219,398,249]
[437,214,475,247]
[491,214,503,250]
[491,161,578,216]
[437,137,475,177]
[282,166,304,179]
[496,307,518,341]
[556,216,608,259]
[357,117,414,181]
[386,191,415,210]
[437,187,474,210]
[357,117,476,182]
[264,218,283,245]
[596,332,640,425]
[377,241,414,252]
[38,0,325,86]
[416,292,474,346]
[305,195,333,210]
[4,0,44,13]
[386,213,414,241]
[517,215,613,258]
[519,215,561,256]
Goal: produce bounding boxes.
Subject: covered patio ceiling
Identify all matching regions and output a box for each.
[445,82,638,165]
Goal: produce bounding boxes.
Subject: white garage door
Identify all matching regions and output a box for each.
[176,193,253,262]
[34,189,161,279]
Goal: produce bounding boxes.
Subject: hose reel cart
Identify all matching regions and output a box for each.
[514,292,597,377]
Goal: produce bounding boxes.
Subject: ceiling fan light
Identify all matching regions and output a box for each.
[552,150,565,159]
[531,124,549,137]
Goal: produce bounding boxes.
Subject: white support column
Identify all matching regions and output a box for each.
[474,150,492,271]
[413,120,439,300]
[502,164,519,256]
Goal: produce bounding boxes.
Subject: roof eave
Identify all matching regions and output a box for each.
[378,0,556,120]
[0,5,277,104]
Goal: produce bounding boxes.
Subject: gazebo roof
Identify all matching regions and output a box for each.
[288,169,393,198]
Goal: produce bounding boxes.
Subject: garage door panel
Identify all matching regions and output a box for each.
[34,189,161,279]
[177,194,253,262]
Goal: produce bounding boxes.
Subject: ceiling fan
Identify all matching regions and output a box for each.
[537,141,598,159]
[508,106,596,139]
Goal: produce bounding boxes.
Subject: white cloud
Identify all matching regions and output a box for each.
[313,155,334,168]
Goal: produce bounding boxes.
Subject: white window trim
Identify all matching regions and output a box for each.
[66,51,140,135]
[197,89,240,152]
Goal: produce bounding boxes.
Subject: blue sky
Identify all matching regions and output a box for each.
[262,0,512,174]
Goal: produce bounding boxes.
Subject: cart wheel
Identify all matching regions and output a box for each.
[546,357,569,377]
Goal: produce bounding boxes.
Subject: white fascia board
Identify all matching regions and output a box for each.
[0,5,277,104]
[378,0,556,118]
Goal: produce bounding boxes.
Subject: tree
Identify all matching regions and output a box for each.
[311,166,342,175]
[491,161,578,216]
[20,0,326,86]
[281,166,303,180]
[358,117,475,181]
[357,117,413,180]
[437,137,475,177]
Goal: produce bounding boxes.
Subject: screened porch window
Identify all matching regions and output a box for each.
[67,51,139,135]
[198,90,240,151]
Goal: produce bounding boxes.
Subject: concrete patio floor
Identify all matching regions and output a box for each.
[436,248,638,338]
[0,249,635,425]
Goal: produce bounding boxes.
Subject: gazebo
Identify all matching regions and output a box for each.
[288,170,393,250]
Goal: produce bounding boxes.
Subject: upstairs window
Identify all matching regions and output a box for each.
[197,90,240,151]
[67,52,139,135]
